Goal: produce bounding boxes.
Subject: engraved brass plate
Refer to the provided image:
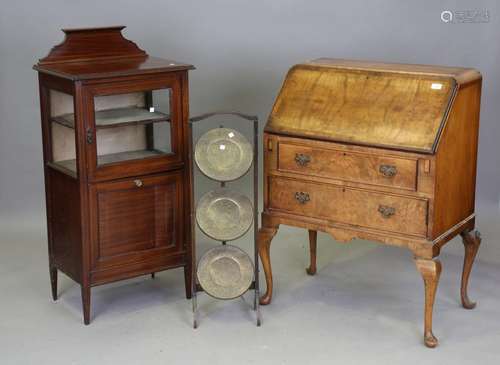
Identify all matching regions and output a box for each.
[195,128,253,181]
[197,245,254,300]
[196,188,253,241]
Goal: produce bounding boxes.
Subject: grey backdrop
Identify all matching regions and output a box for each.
[0,0,499,227]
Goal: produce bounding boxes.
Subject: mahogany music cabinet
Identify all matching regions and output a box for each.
[258,58,482,347]
[33,26,194,324]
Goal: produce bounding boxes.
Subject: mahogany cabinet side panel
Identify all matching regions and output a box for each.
[432,80,481,238]
[47,168,83,282]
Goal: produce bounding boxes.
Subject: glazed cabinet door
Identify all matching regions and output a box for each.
[89,171,184,274]
[83,73,185,181]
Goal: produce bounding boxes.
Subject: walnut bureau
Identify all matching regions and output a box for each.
[33,26,194,324]
[258,58,482,347]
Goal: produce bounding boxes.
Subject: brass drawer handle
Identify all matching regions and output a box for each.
[295,153,311,167]
[295,192,310,204]
[379,164,397,177]
[134,179,143,187]
[378,205,395,218]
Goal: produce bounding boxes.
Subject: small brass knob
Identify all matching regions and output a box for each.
[134,179,143,187]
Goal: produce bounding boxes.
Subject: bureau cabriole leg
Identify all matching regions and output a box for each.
[151,273,155,279]
[460,230,481,309]
[258,226,278,305]
[81,285,91,325]
[306,230,317,275]
[415,258,442,348]
[49,266,58,301]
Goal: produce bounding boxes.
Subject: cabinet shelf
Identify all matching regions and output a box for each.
[54,149,165,173]
[51,107,170,129]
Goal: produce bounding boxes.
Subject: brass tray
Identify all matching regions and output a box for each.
[194,128,253,181]
[197,245,254,300]
[196,188,253,242]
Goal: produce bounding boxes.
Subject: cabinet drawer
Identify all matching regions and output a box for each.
[278,142,418,191]
[89,171,184,270]
[269,176,427,236]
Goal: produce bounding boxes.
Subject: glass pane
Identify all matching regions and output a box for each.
[49,89,77,176]
[94,88,173,167]
[150,89,172,154]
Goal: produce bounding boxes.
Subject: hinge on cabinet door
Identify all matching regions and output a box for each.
[86,128,93,144]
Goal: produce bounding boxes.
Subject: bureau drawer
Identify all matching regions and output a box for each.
[269,176,428,236]
[278,142,418,191]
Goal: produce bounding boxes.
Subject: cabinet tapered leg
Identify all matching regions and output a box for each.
[81,284,91,325]
[415,258,442,348]
[184,264,192,299]
[306,230,317,275]
[460,230,481,309]
[151,272,155,279]
[258,225,279,305]
[49,267,58,301]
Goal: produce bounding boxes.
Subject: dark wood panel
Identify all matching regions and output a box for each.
[47,168,82,282]
[89,171,183,271]
[90,254,186,286]
[37,26,146,65]
[35,57,194,81]
[98,187,157,257]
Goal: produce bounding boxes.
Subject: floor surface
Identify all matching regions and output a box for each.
[1,202,499,365]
